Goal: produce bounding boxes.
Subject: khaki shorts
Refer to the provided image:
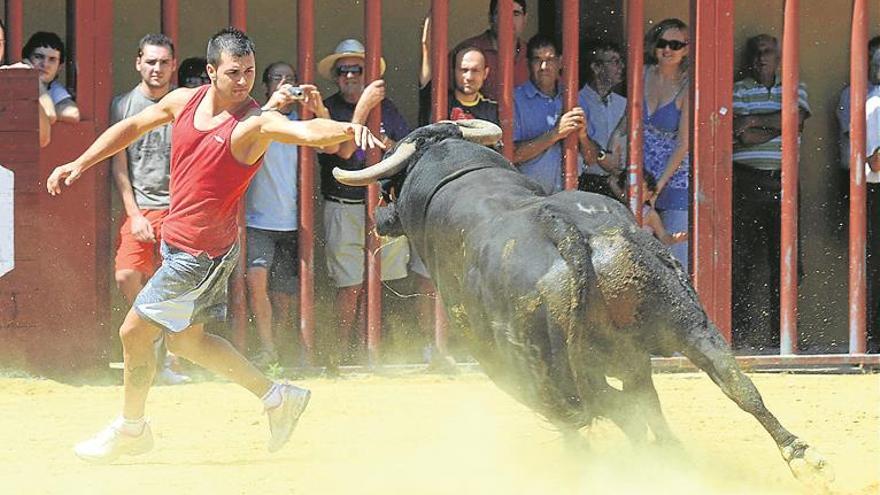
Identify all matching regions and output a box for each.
[323,201,409,288]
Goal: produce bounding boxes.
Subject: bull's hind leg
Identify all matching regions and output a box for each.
[619,353,680,446]
[678,322,833,486]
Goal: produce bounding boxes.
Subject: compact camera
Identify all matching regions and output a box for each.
[287,86,305,99]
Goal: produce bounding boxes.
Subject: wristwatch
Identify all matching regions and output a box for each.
[596,148,608,162]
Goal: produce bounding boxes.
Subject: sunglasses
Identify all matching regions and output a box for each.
[335,64,364,76]
[656,39,688,51]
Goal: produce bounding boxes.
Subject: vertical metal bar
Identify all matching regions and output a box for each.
[561,0,579,191]
[780,0,800,355]
[849,0,868,354]
[626,0,645,223]
[364,0,383,367]
[229,0,247,30]
[430,0,449,354]
[6,0,23,63]
[161,0,180,85]
[228,0,248,351]
[497,0,514,161]
[297,0,316,364]
[690,0,734,341]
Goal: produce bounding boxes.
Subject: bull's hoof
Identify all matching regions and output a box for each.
[781,439,835,491]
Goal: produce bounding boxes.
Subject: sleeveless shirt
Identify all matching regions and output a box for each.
[162,85,263,258]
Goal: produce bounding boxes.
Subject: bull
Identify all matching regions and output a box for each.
[333,120,832,486]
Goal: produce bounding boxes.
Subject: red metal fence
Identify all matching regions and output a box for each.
[1,0,877,372]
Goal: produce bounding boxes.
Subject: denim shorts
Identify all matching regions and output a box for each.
[134,241,240,332]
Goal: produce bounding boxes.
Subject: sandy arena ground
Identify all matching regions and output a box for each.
[0,371,877,495]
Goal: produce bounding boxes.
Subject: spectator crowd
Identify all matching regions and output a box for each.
[3,0,879,374]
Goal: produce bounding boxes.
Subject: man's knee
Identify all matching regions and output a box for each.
[115,269,144,290]
[119,311,161,349]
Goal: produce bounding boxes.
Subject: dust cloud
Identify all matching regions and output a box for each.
[0,372,876,494]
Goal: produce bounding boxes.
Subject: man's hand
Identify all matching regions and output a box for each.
[47,163,84,196]
[421,14,431,48]
[360,80,387,113]
[130,214,156,243]
[346,123,386,151]
[733,114,755,137]
[556,107,586,140]
[264,79,299,112]
[299,84,330,118]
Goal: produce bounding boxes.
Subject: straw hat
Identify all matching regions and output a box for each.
[317,38,386,80]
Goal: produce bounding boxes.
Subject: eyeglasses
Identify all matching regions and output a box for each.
[529,56,559,66]
[335,64,364,76]
[656,39,688,51]
[268,74,297,83]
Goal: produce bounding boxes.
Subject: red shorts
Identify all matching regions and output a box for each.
[114,209,168,276]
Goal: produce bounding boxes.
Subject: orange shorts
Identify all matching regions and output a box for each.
[114,209,168,277]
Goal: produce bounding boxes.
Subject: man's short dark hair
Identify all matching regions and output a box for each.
[206,27,255,66]
[489,0,527,17]
[526,34,559,60]
[452,45,486,68]
[869,36,880,59]
[262,61,295,86]
[22,31,66,63]
[138,33,174,58]
[178,57,207,83]
[583,38,622,78]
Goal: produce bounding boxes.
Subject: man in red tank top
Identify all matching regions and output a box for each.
[46,28,383,464]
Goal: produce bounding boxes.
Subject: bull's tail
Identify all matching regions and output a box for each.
[530,205,608,428]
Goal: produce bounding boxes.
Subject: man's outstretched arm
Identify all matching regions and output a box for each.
[47,88,193,195]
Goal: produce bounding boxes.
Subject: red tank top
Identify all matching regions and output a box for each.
[162,85,263,258]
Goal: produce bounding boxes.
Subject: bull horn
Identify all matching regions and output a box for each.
[447,119,502,145]
[332,141,417,186]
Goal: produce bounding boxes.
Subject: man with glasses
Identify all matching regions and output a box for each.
[453,0,529,101]
[317,39,411,366]
[244,61,330,369]
[177,57,209,88]
[513,34,595,195]
[577,39,627,198]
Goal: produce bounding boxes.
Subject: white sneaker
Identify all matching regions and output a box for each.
[74,420,154,463]
[157,367,191,386]
[266,384,311,453]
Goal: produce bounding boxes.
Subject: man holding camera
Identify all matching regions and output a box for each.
[244,61,325,368]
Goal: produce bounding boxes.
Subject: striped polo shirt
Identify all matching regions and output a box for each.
[732,75,811,170]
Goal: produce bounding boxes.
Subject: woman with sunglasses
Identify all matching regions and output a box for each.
[643,18,690,268]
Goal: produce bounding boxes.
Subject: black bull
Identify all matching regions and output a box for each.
[333,121,831,485]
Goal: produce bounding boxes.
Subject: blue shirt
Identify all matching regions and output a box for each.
[513,80,587,194]
[246,111,299,230]
[578,84,626,176]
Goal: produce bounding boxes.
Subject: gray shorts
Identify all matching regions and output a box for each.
[323,201,409,288]
[134,241,239,332]
[246,227,298,294]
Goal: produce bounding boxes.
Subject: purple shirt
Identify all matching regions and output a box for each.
[318,92,410,201]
